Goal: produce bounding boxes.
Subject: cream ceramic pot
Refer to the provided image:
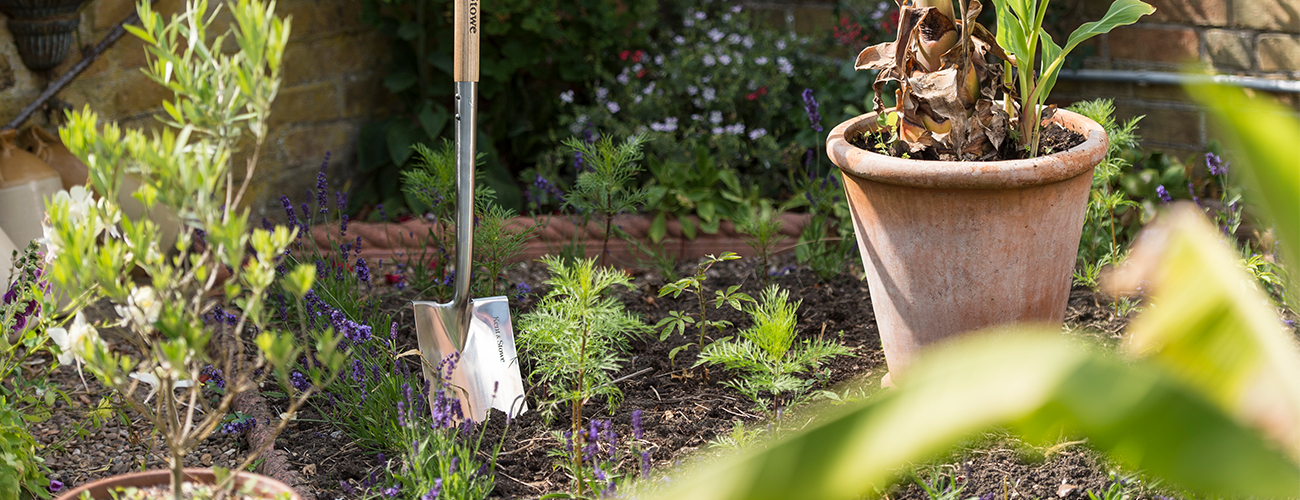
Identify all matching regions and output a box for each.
[0,129,61,248]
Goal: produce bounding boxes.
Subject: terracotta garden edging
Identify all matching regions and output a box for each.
[309,213,813,269]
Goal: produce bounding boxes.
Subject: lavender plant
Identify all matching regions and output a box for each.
[695,286,850,415]
[656,253,754,363]
[1068,99,1143,295]
[47,1,345,497]
[517,256,649,484]
[547,410,655,499]
[0,243,55,498]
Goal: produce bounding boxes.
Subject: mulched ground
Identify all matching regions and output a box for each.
[35,251,1297,499]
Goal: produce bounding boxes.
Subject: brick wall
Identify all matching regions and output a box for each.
[0,0,394,218]
[1049,0,1300,160]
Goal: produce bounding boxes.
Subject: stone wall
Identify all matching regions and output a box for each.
[0,0,394,218]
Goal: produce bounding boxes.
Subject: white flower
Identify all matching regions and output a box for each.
[703,88,716,102]
[643,81,656,95]
[719,54,732,65]
[684,18,694,27]
[654,54,665,65]
[777,56,793,75]
[710,111,723,124]
[130,371,195,404]
[742,36,754,48]
[617,72,631,85]
[731,4,743,13]
[607,102,621,114]
[686,85,698,95]
[749,128,768,140]
[559,90,574,103]
[726,123,746,135]
[703,54,716,67]
[727,34,742,45]
[691,114,702,121]
[596,87,609,100]
[722,13,731,22]
[673,35,686,45]
[708,29,725,42]
[116,286,162,331]
[633,95,643,104]
[694,11,706,20]
[711,126,725,135]
[650,117,679,133]
[776,39,787,50]
[48,311,97,366]
[755,56,769,65]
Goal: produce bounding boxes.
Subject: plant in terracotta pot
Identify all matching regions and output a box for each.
[826,0,1153,382]
[43,0,342,499]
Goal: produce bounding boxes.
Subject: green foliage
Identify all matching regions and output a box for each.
[696,286,850,412]
[656,253,752,362]
[990,0,1155,153]
[563,133,652,266]
[0,399,48,499]
[912,467,976,500]
[1068,98,1144,271]
[398,140,533,299]
[645,86,1300,500]
[52,2,342,496]
[518,257,650,425]
[356,0,658,215]
[543,1,858,226]
[734,201,787,286]
[787,169,856,281]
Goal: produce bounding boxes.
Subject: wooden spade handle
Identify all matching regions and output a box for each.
[454,0,480,82]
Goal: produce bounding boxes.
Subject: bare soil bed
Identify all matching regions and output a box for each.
[38,252,1280,499]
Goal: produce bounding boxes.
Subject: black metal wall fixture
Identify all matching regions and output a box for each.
[0,0,94,71]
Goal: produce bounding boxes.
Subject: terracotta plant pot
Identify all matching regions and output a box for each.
[826,109,1107,382]
[54,468,300,500]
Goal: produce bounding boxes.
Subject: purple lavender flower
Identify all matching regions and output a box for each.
[389,322,399,342]
[1188,182,1201,206]
[515,281,531,300]
[422,479,443,500]
[802,88,823,132]
[290,371,310,392]
[48,480,64,494]
[201,364,226,389]
[397,400,407,427]
[1156,185,1171,203]
[340,481,355,495]
[351,359,366,386]
[299,202,310,235]
[317,153,331,216]
[340,214,350,239]
[383,486,400,497]
[449,456,459,476]
[377,203,388,221]
[574,150,585,172]
[1206,152,1228,176]
[280,196,298,228]
[632,409,643,440]
[640,451,652,478]
[356,258,371,284]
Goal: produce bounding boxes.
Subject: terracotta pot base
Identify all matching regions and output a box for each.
[55,469,299,500]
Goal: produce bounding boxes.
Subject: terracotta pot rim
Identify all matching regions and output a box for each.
[826,108,1108,190]
[54,468,297,500]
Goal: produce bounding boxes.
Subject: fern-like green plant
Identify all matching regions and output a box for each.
[563,133,652,267]
[696,286,850,414]
[517,256,649,423]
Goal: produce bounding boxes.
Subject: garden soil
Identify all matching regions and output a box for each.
[35,253,1285,499]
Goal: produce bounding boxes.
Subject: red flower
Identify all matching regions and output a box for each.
[637,68,646,78]
[385,273,405,285]
[633,50,645,63]
[620,50,630,61]
[746,92,758,101]
[759,86,768,96]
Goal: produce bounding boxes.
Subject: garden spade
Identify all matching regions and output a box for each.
[413,0,528,422]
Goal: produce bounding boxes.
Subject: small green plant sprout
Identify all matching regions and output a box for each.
[913,466,980,500]
[473,202,538,296]
[655,252,754,363]
[695,286,850,414]
[734,201,787,285]
[1086,472,1137,500]
[517,256,649,485]
[1068,99,1144,270]
[562,133,652,267]
[706,420,767,452]
[47,1,344,498]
